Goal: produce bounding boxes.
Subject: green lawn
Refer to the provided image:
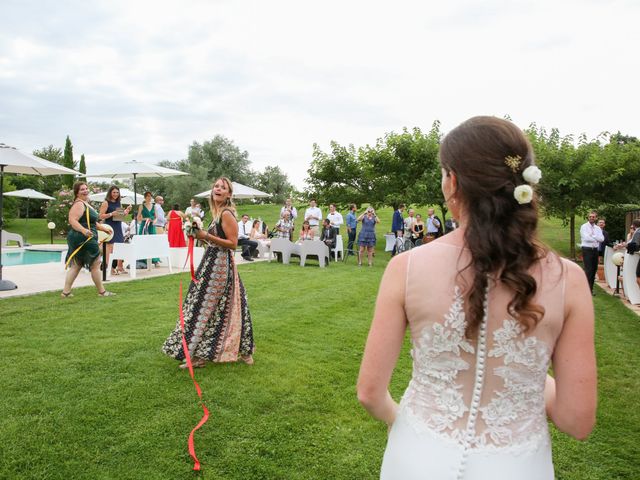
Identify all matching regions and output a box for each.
[1,208,638,479]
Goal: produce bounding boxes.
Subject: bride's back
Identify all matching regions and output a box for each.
[402,236,567,451]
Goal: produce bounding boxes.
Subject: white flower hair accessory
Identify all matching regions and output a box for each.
[514,185,534,205]
[522,165,542,184]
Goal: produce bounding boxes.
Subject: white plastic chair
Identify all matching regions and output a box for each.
[333,234,344,261]
[384,234,396,252]
[269,238,299,264]
[299,241,330,267]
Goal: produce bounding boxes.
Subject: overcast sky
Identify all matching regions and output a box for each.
[1,0,638,189]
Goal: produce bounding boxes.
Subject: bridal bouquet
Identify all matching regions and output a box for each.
[184,215,204,237]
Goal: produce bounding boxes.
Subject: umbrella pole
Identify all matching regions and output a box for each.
[133,173,138,234]
[0,165,18,290]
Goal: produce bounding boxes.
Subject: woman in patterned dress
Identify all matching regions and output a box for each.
[61,181,116,298]
[357,117,597,479]
[356,207,380,267]
[162,177,254,367]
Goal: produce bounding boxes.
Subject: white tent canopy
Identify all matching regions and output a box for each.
[89,159,189,179]
[89,188,144,205]
[4,188,55,200]
[194,182,271,200]
[0,143,82,291]
[89,159,188,231]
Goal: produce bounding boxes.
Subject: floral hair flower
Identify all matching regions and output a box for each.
[514,185,533,204]
[522,165,542,184]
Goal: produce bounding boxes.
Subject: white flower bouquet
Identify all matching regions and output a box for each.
[184,215,203,237]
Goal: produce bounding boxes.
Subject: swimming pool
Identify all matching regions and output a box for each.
[1,249,63,266]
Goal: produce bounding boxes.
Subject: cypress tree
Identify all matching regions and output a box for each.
[79,153,87,181]
[63,135,75,188]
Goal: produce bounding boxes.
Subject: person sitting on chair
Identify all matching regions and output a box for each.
[320,218,336,253]
[237,214,258,261]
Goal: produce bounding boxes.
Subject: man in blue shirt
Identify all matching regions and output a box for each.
[345,203,358,257]
[391,203,405,256]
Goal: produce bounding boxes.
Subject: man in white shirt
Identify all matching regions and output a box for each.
[304,199,323,235]
[154,196,166,234]
[404,209,416,240]
[580,210,604,295]
[237,214,258,261]
[326,203,343,235]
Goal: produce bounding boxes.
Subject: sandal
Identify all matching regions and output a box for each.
[111,269,119,276]
[179,358,206,369]
[60,291,74,298]
[98,290,116,297]
[240,355,254,365]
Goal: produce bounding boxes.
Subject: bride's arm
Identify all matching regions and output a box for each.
[357,254,408,427]
[547,260,597,440]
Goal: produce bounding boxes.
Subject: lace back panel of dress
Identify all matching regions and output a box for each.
[402,284,553,452]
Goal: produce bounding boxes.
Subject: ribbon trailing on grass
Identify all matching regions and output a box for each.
[179,282,209,471]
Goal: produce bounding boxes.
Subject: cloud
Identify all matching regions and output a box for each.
[0,0,638,189]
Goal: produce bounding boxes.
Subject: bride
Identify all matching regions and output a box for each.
[357,116,597,479]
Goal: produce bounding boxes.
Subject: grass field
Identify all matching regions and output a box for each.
[1,206,638,479]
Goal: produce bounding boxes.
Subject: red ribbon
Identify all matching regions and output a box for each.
[179,282,209,471]
[185,236,198,283]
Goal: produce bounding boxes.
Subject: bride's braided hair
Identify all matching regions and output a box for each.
[439,116,547,337]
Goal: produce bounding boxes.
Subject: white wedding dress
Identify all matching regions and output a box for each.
[381,242,568,480]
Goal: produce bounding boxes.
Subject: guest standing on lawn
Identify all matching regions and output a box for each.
[61,181,116,298]
[99,185,131,275]
[162,177,254,367]
[357,207,379,267]
[137,191,159,266]
[166,203,186,248]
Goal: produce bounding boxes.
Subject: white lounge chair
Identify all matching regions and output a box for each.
[1,230,24,247]
[298,241,330,267]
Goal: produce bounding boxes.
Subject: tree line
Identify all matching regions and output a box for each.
[306,121,640,259]
[4,134,296,220]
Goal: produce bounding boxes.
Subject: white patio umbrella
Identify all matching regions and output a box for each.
[88,188,145,206]
[4,188,55,220]
[89,159,188,231]
[0,143,81,291]
[194,181,271,200]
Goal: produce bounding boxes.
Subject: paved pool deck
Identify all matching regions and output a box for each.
[0,244,265,300]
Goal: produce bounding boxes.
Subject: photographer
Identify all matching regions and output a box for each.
[357,207,380,267]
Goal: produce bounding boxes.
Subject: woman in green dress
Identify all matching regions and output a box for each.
[137,191,160,265]
[61,181,115,298]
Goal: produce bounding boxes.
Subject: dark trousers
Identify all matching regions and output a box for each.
[347,228,356,254]
[582,247,599,292]
[238,238,258,258]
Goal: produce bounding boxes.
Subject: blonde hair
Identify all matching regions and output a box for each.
[208,177,236,221]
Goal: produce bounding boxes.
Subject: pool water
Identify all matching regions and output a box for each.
[1,249,63,266]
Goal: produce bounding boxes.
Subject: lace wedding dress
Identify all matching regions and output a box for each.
[381,242,568,480]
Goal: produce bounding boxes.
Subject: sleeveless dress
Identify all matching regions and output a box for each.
[413,223,424,240]
[65,202,100,269]
[381,241,567,480]
[138,203,156,235]
[167,210,186,248]
[162,211,254,362]
[357,216,377,247]
[104,199,124,244]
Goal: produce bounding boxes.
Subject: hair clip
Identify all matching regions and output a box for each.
[504,155,522,172]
